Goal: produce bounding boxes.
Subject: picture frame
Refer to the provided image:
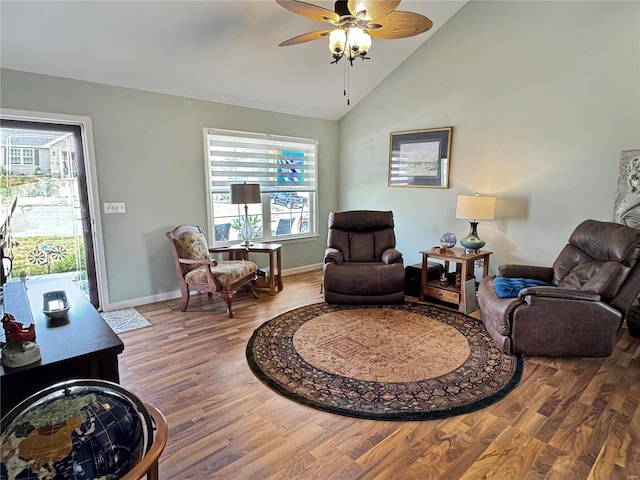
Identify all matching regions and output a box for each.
[388,127,453,188]
[613,149,640,228]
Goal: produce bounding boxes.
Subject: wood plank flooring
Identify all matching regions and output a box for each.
[120,270,640,479]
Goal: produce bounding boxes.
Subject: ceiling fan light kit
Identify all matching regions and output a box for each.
[277,0,433,104]
[328,27,371,64]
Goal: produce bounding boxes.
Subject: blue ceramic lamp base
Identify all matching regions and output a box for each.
[460,221,485,254]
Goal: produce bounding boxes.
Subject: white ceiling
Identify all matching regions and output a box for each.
[0,1,466,121]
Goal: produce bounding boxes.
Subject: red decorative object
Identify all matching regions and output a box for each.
[2,313,36,343]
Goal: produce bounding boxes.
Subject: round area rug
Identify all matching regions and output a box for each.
[246,302,523,421]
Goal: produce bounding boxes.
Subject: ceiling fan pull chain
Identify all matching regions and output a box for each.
[344,61,350,106]
[342,61,347,105]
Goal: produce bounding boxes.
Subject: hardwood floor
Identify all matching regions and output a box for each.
[121,270,640,479]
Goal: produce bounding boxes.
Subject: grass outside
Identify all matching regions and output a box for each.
[10,235,86,278]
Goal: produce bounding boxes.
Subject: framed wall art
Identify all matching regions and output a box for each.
[613,149,640,227]
[388,127,453,188]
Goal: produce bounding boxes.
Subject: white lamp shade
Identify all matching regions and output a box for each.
[230,183,261,204]
[329,29,346,55]
[358,30,371,55]
[347,27,369,56]
[456,195,496,220]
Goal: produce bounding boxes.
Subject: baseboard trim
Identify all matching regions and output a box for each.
[282,262,323,276]
[104,290,182,312]
[103,263,323,312]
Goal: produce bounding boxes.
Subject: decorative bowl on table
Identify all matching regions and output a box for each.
[440,232,457,249]
[42,290,70,318]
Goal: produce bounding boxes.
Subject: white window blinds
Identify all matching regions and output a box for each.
[205,128,318,194]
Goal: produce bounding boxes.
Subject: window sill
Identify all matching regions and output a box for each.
[212,234,319,248]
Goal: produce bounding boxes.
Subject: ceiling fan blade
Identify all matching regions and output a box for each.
[279,29,333,46]
[276,0,340,24]
[368,11,433,39]
[347,0,400,21]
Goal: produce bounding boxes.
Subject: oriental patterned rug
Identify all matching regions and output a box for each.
[246,302,523,421]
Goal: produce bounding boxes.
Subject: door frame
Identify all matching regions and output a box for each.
[1,108,110,310]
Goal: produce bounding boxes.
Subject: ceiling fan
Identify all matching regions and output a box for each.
[276,0,434,65]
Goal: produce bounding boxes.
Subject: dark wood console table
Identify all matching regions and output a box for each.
[1,278,124,414]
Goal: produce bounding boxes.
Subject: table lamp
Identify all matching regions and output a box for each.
[230,183,261,246]
[456,194,496,253]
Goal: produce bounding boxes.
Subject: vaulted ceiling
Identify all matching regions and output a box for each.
[0,1,466,121]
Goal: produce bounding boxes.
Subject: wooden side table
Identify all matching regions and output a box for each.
[209,242,283,295]
[419,247,492,313]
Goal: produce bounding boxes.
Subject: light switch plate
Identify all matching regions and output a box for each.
[104,202,126,214]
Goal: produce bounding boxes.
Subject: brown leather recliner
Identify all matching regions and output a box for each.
[323,210,405,304]
[478,220,640,357]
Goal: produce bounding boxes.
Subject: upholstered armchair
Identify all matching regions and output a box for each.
[166,225,258,318]
[478,220,640,357]
[323,210,405,304]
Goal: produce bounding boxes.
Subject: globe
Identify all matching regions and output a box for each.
[1,379,153,480]
[440,232,457,249]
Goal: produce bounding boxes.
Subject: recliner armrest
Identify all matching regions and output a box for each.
[519,286,601,302]
[499,264,553,282]
[324,248,344,264]
[381,248,403,265]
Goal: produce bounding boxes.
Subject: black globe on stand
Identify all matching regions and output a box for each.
[1,379,155,480]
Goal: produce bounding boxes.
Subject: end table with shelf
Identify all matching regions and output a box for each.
[419,247,492,313]
[209,242,283,295]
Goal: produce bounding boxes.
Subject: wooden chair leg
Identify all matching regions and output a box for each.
[251,278,259,299]
[180,285,190,312]
[220,290,237,318]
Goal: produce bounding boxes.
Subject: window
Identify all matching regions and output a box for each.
[22,149,34,165]
[10,148,21,165]
[204,128,318,245]
[9,148,34,165]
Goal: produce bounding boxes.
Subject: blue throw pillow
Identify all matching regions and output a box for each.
[493,277,550,298]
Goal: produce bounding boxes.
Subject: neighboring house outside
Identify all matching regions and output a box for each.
[0,129,74,177]
[1,129,78,267]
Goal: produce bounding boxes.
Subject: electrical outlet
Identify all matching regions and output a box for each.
[104,202,126,214]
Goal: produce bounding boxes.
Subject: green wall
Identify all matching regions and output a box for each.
[0,70,339,306]
[2,0,639,306]
[339,0,640,270]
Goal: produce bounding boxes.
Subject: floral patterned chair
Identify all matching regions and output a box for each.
[166,225,258,318]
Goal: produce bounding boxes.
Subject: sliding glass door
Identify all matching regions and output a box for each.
[0,120,99,307]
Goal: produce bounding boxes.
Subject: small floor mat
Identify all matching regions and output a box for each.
[101,308,151,334]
